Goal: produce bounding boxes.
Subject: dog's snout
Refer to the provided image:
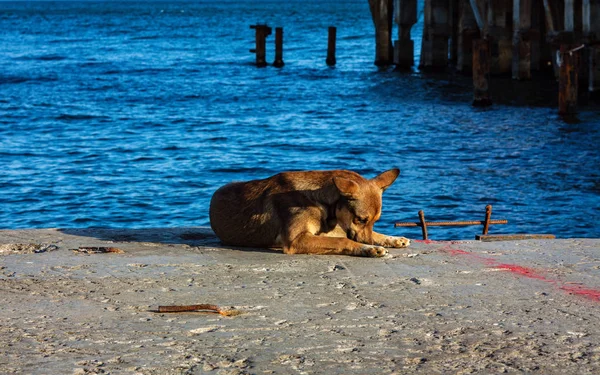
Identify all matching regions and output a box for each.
[347,228,374,244]
[346,229,357,241]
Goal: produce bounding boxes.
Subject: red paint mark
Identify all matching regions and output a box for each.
[560,285,600,301]
[438,244,492,263]
[494,264,547,280]
[413,239,437,245]
[445,248,471,256]
[415,240,600,303]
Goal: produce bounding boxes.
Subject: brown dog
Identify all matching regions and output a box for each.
[209,169,410,257]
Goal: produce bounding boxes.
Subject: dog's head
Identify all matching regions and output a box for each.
[333,168,400,244]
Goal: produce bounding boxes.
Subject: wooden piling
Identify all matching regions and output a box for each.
[583,0,600,95]
[558,44,580,116]
[542,0,561,77]
[564,0,575,32]
[486,0,512,74]
[369,0,394,66]
[542,0,556,33]
[529,1,541,72]
[512,0,532,80]
[393,0,417,69]
[449,0,459,64]
[273,27,284,68]
[589,45,600,96]
[472,38,492,106]
[419,0,450,70]
[457,0,480,73]
[326,26,337,66]
[250,24,272,68]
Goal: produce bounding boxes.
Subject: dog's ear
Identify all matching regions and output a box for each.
[333,177,360,198]
[372,168,400,191]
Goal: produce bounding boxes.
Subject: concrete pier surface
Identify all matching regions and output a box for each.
[1,228,599,374]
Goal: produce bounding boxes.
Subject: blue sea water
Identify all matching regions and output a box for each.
[0,1,599,239]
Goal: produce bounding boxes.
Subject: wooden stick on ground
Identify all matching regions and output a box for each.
[157,304,242,316]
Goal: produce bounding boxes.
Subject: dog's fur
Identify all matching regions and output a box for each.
[209,169,410,257]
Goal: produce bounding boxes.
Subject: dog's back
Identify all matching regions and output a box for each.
[209,177,281,247]
[209,170,357,247]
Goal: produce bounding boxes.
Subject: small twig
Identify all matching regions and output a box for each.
[71,247,124,254]
[157,304,242,316]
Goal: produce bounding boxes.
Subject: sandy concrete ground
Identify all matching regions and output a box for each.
[0,228,599,375]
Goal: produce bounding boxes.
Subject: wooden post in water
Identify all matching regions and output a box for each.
[512,0,532,80]
[542,0,562,78]
[564,0,575,32]
[369,0,394,66]
[273,27,284,68]
[486,0,512,74]
[449,0,458,64]
[558,44,579,116]
[393,0,417,69]
[249,24,272,68]
[583,0,600,96]
[529,1,541,72]
[472,38,492,106]
[419,0,450,70]
[457,0,480,72]
[326,26,337,66]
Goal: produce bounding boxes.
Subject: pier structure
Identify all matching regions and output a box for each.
[370,0,600,110]
[369,0,395,66]
[249,24,272,68]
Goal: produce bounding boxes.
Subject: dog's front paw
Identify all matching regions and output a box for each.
[386,236,411,248]
[360,245,388,258]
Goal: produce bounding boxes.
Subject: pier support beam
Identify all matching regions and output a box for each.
[420,0,451,70]
[473,38,492,106]
[558,44,580,116]
[449,0,460,64]
[542,0,561,77]
[530,1,542,72]
[326,26,337,66]
[564,0,575,32]
[589,46,600,95]
[583,0,600,95]
[512,0,532,80]
[487,0,513,74]
[457,0,480,72]
[250,24,272,68]
[273,27,284,68]
[393,0,417,69]
[369,0,394,66]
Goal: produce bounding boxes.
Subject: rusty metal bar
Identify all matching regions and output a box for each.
[482,204,492,234]
[476,234,556,241]
[395,219,508,227]
[418,210,428,240]
[395,205,508,240]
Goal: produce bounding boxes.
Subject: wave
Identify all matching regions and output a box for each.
[0,74,58,85]
[130,35,162,41]
[209,167,275,174]
[55,114,109,121]
[15,54,67,62]
[102,67,172,75]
